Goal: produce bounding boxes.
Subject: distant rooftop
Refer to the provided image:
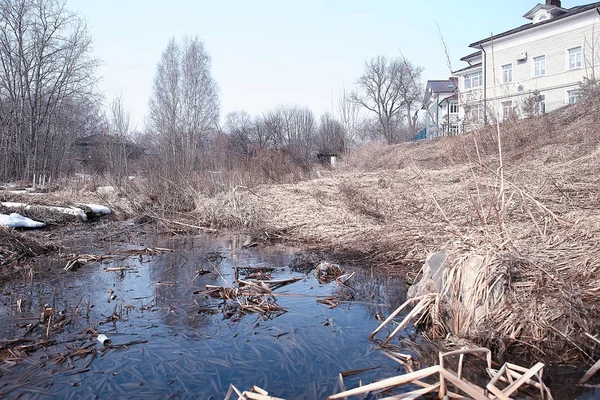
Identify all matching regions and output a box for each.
[423,78,458,105]
[469,2,600,48]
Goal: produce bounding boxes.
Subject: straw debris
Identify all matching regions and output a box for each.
[329,347,553,400]
[195,276,302,319]
[0,227,56,269]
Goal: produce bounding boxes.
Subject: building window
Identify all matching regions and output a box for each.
[502,101,513,120]
[466,103,485,122]
[449,124,459,135]
[502,64,513,83]
[567,89,580,104]
[567,46,582,70]
[533,55,546,77]
[539,94,546,114]
[464,71,482,89]
[476,104,485,121]
[449,101,459,114]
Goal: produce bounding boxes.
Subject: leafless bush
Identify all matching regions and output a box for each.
[580,76,600,103]
[521,90,543,118]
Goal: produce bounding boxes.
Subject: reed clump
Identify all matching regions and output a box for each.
[0,227,56,270]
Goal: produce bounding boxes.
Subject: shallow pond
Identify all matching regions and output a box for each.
[0,232,414,399]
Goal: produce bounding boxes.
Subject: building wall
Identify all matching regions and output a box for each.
[482,9,600,119]
[424,92,458,138]
[458,66,484,130]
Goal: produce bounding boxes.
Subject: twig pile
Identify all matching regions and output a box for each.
[195,277,301,319]
[330,347,553,399]
[0,227,55,267]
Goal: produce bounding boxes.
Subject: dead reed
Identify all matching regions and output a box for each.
[0,227,56,271]
[181,100,600,363]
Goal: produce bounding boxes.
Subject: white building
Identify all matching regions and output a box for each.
[455,0,600,130]
[422,78,459,138]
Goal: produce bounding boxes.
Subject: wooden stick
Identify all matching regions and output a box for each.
[486,364,511,400]
[378,382,440,399]
[369,295,431,339]
[337,373,346,396]
[152,215,217,232]
[382,296,434,345]
[579,358,600,384]
[498,362,545,397]
[327,366,440,399]
[585,332,600,346]
[438,368,488,400]
[243,392,284,400]
[441,348,493,370]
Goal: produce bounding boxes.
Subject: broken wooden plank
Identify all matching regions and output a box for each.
[327,365,440,399]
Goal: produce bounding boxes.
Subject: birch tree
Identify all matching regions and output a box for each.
[148,36,219,178]
[104,94,132,184]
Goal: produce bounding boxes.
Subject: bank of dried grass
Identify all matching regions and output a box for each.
[188,101,600,363]
[0,227,57,274]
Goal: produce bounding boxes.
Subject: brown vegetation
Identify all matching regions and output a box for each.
[171,99,600,364]
[0,228,56,275]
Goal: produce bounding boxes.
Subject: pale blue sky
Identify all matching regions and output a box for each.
[65,0,589,129]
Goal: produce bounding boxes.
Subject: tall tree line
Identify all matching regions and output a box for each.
[224,106,347,166]
[0,0,100,183]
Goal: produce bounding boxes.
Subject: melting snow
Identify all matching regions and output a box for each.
[0,213,45,228]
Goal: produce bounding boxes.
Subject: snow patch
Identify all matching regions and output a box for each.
[84,204,111,215]
[0,213,45,228]
[1,202,28,208]
[96,186,115,193]
[1,202,88,221]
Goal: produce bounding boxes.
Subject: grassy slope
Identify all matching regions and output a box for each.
[194,101,600,362]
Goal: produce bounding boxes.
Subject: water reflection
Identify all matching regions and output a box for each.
[0,233,409,398]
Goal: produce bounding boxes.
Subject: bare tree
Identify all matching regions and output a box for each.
[317,113,346,155]
[0,0,99,183]
[104,93,132,184]
[224,110,253,156]
[353,55,423,144]
[148,36,219,179]
[281,106,316,166]
[337,88,364,146]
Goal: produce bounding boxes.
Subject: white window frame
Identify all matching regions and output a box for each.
[533,55,546,77]
[467,103,484,122]
[539,94,546,114]
[566,89,580,105]
[501,100,513,120]
[449,101,459,114]
[502,64,513,84]
[566,46,582,70]
[464,71,482,90]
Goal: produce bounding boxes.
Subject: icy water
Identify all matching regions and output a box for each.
[0,233,411,399]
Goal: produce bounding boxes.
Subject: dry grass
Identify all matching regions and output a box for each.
[185,100,600,363]
[0,227,57,273]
